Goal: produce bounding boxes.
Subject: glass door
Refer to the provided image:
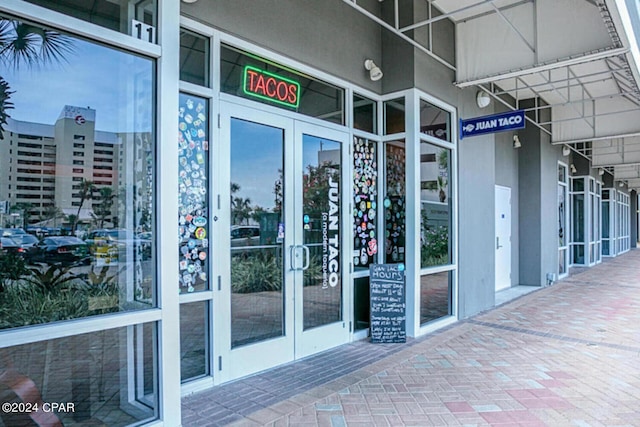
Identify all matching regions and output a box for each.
[218,104,295,382]
[294,122,350,358]
[217,103,349,382]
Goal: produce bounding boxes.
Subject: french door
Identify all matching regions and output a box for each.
[217,102,349,382]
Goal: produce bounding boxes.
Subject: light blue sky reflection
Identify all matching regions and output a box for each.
[230,120,342,211]
[3,33,154,133]
[231,118,283,210]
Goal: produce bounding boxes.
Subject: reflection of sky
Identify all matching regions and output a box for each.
[303,134,340,171]
[2,34,154,133]
[230,123,342,209]
[231,119,283,209]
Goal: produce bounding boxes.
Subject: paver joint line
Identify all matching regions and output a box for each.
[182,250,640,426]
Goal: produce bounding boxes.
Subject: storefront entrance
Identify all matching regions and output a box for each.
[217,102,350,381]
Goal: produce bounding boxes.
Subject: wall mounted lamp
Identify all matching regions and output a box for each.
[364,59,383,81]
[619,181,625,187]
[562,145,571,156]
[570,164,577,174]
[598,168,605,176]
[476,90,491,109]
[513,134,521,148]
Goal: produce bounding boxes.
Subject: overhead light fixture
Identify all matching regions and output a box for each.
[562,145,571,156]
[476,90,491,109]
[513,135,521,148]
[570,164,577,174]
[364,59,383,81]
[598,168,605,176]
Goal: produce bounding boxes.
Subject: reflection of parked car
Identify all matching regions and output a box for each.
[27,236,90,265]
[10,233,39,251]
[0,227,27,237]
[85,229,151,260]
[0,236,26,257]
[231,225,260,247]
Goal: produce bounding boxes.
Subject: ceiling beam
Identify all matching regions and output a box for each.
[551,131,640,145]
[454,47,629,88]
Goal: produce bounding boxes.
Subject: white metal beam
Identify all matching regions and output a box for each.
[455,47,629,88]
[342,0,456,71]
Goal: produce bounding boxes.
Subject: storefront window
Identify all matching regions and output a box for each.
[384,98,405,134]
[353,276,370,331]
[230,119,284,348]
[178,94,210,293]
[353,137,378,271]
[420,100,450,142]
[0,15,156,329]
[420,270,452,324]
[23,0,157,42]
[180,301,209,382]
[384,142,405,263]
[353,94,377,134]
[420,142,451,268]
[220,45,345,125]
[0,323,158,426]
[180,29,210,87]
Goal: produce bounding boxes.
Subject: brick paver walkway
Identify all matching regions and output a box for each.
[182,249,640,426]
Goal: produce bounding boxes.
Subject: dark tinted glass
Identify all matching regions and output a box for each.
[353,94,377,134]
[180,29,210,87]
[420,100,450,142]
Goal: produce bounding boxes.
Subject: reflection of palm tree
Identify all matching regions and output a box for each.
[0,77,13,140]
[0,19,74,68]
[92,187,115,229]
[232,197,252,225]
[0,18,74,134]
[71,179,95,233]
[231,182,254,225]
[10,202,34,228]
[437,176,447,203]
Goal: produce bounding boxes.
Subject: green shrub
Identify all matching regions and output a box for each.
[0,252,29,292]
[421,225,449,267]
[0,264,121,329]
[231,251,283,293]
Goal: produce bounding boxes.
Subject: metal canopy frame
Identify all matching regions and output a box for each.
[344,0,640,190]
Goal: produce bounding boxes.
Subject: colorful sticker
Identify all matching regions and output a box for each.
[193,216,207,227]
[178,94,210,293]
[195,227,206,240]
[352,137,377,268]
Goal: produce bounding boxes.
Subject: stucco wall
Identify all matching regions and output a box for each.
[181,0,384,92]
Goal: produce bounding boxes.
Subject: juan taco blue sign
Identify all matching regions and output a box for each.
[460,110,525,139]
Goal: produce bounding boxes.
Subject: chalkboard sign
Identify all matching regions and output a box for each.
[369,264,406,343]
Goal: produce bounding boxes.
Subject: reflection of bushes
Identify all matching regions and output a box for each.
[421,225,449,267]
[303,255,323,287]
[0,253,29,292]
[0,264,122,330]
[231,250,283,293]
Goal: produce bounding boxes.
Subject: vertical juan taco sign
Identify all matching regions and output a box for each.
[322,176,340,289]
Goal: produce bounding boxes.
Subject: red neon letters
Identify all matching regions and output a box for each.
[243,67,300,107]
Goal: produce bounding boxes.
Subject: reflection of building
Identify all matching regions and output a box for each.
[0,106,120,227]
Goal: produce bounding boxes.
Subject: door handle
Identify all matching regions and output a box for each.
[496,237,503,249]
[289,245,297,271]
[301,245,310,271]
[289,245,307,271]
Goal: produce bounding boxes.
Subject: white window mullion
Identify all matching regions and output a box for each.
[157,0,181,425]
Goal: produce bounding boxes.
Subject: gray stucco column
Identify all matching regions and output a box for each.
[517,100,558,286]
